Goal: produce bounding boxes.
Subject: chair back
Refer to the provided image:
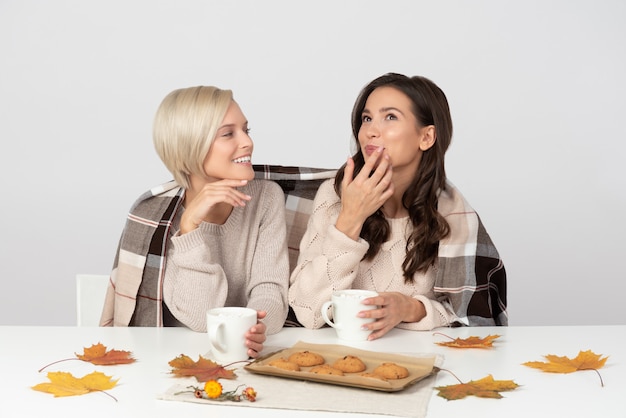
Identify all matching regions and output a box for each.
[76,274,110,326]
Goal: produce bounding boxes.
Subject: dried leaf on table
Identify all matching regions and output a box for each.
[32,371,118,398]
[433,333,501,348]
[168,354,239,382]
[522,349,608,386]
[39,342,136,371]
[75,342,136,365]
[435,374,519,400]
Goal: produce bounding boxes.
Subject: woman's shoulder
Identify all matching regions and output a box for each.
[248,178,284,196]
[316,178,339,200]
[245,179,286,211]
[318,177,336,191]
[310,179,340,212]
[310,178,341,220]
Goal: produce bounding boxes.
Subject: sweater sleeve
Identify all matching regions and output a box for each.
[396,294,457,331]
[162,223,230,332]
[244,181,290,335]
[288,180,369,329]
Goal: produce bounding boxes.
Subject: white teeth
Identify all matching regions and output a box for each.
[233,156,251,163]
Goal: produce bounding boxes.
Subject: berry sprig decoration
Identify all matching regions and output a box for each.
[176,380,257,402]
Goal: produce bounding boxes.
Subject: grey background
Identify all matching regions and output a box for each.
[1,0,624,326]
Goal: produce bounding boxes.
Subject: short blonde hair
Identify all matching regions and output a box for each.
[153,86,233,189]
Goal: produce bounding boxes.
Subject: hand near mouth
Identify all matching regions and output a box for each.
[335,147,394,240]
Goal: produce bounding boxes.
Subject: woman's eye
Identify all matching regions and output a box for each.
[385,113,397,120]
[221,131,233,137]
[361,115,371,122]
[245,128,251,135]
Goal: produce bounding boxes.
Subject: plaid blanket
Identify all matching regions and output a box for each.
[101,165,337,327]
[101,164,506,328]
[100,181,183,326]
[435,194,508,326]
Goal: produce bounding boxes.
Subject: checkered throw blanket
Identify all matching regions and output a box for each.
[101,165,337,327]
[100,181,184,326]
[101,164,506,328]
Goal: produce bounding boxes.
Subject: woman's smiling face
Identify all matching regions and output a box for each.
[201,100,255,183]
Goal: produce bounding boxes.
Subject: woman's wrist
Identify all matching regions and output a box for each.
[335,212,363,241]
[403,296,426,323]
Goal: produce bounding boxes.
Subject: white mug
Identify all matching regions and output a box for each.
[321,289,378,341]
[206,307,257,364]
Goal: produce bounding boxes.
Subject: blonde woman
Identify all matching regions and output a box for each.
[101,86,289,358]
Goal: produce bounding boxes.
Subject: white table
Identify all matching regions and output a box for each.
[0,325,623,418]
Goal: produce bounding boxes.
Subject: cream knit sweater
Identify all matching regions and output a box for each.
[289,179,458,331]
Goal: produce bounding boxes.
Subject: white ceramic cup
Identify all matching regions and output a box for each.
[206,307,257,364]
[320,289,378,341]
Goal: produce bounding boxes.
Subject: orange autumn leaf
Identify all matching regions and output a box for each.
[433,332,501,348]
[32,371,118,398]
[435,374,519,400]
[76,342,136,365]
[168,354,238,382]
[522,350,608,386]
[39,342,136,372]
[523,349,608,373]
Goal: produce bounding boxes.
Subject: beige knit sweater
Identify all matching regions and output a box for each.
[163,180,290,334]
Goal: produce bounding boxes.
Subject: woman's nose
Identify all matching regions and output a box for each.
[240,132,253,148]
[364,121,380,137]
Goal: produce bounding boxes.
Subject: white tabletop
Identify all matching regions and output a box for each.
[0,324,623,418]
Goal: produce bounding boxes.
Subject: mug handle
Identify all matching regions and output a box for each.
[320,301,338,329]
[209,322,226,354]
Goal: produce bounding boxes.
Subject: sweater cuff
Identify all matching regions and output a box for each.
[395,295,452,331]
[325,224,369,258]
[170,226,210,252]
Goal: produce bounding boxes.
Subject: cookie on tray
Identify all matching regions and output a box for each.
[333,355,366,373]
[288,350,325,367]
[268,357,301,371]
[309,364,345,376]
[373,362,409,379]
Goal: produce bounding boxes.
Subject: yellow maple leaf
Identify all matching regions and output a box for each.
[523,350,608,373]
[522,350,608,386]
[434,333,501,348]
[435,374,519,400]
[32,371,118,398]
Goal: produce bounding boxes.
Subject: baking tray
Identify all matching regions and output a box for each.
[244,340,439,392]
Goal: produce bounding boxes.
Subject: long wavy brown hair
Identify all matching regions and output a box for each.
[335,73,453,282]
